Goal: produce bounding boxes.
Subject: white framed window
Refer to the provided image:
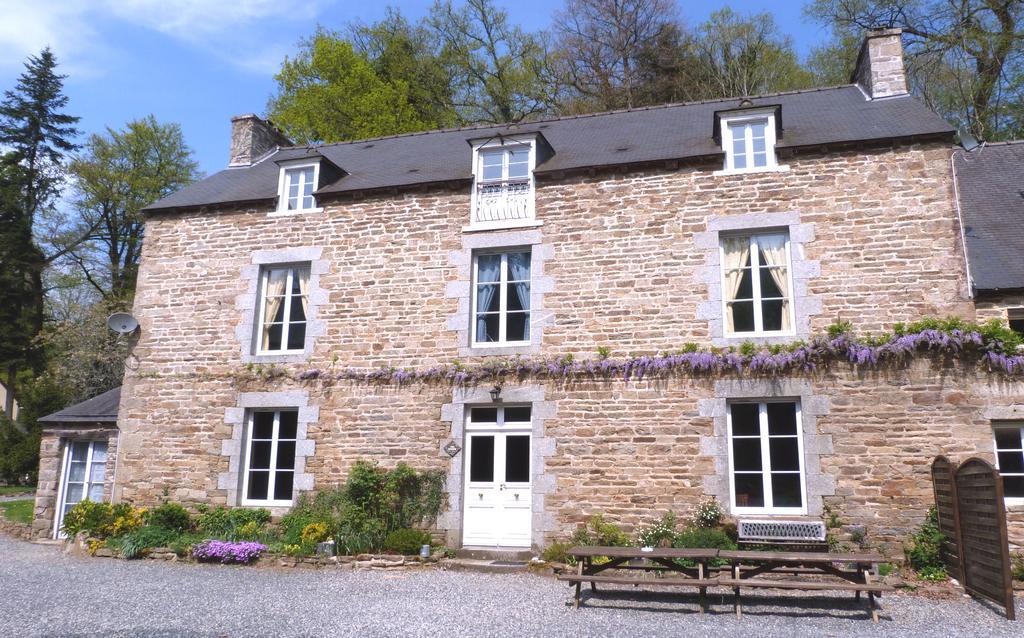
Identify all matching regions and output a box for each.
[717,110,783,175]
[470,137,537,229]
[241,409,298,506]
[471,249,531,346]
[255,264,310,354]
[1008,309,1024,339]
[727,400,806,515]
[54,440,108,538]
[275,161,321,213]
[993,423,1024,503]
[720,232,794,337]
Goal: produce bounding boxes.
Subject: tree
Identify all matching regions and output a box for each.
[686,9,815,99]
[552,0,680,111]
[350,8,460,130]
[268,29,428,143]
[0,48,79,416]
[67,116,201,301]
[428,0,553,123]
[807,0,1024,140]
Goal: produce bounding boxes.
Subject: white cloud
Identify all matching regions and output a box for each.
[0,0,322,76]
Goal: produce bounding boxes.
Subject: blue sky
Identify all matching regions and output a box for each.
[0,1,832,176]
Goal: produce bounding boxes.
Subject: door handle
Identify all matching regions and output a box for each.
[499,483,506,491]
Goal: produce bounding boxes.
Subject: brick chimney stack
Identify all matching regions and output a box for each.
[229,114,292,167]
[851,28,908,99]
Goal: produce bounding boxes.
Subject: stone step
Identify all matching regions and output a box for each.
[444,558,529,574]
[455,547,533,561]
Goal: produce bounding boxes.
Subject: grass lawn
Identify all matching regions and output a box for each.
[0,486,35,496]
[0,499,33,525]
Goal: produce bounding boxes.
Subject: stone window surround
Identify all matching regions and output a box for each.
[235,246,329,364]
[984,405,1024,512]
[698,378,834,517]
[219,391,317,512]
[695,211,822,347]
[440,385,557,550]
[446,229,555,357]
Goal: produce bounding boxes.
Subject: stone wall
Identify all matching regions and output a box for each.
[109,138,1024,555]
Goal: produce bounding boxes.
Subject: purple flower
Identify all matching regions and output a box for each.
[191,540,266,564]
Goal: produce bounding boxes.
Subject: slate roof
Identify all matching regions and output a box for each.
[955,141,1024,292]
[145,85,953,212]
[38,387,120,424]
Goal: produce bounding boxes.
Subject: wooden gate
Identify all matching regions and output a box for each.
[929,456,962,581]
[930,455,1016,620]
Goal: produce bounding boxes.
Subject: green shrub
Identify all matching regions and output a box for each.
[692,498,723,529]
[878,563,895,577]
[61,500,114,538]
[1011,553,1024,582]
[194,505,271,540]
[635,512,677,548]
[905,507,946,579]
[673,527,738,552]
[145,502,192,533]
[383,528,431,555]
[541,541,572,564]
[570,515,630,547]
[301,522,331,545]
[916,566,948,581]
[279,489,344,545]
[112,525,180,559]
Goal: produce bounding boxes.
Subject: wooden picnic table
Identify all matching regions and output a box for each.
[557,546,893,622]
[560,546,721,611]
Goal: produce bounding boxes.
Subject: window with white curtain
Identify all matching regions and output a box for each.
[728,401,806,514]
[993,423,1024,501]
[256,265,310,354]
[472,250,531,346]
[720,232,794,337]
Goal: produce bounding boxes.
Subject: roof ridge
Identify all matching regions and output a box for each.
[278,84,863,151]
[974,139,1024,147]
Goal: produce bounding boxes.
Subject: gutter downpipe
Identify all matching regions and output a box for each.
[951,146,975,299]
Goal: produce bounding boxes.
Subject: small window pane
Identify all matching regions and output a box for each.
[504,407,531,423]
[69,461,87,482]
[505,435,530,482]
[476,255,501,283]
[734,474,764,508]
[247,471,269,501]
[728,301,755,333]
[286,322,306,350]
[278,411,298,439]
[1009,318,1024,338]
[769,438,800,471]
[274,471,294,501]
[759,268,786,298]
[771,474,803,507]
[91,443,108,462]
[766,403,797,435]
[65,484,84,503]
[481,153,503,180]
[88,483,104,502]
[731,403,760,436]
[998,451,1024,474]
[71,441,90,461]
[476,314,499,342]
[733,153,747,169]
[753,152,768,167]
[732,439,762,471]
[995,428,1022,450]
[750,122,766,138]
[1005,476,1024,498]
[761,300,786,331]
[752,136,766,153]
[731,268,753,300]
[90,463,106,483]
[471,408,498,423]
[476,284,501,313]
[250,441,272,470]
[275,442,297,471]
[253,412,275,439]
[264,324,282,350]
[506,313,529,342]
[482,152,503,167]
[470,436,495,482]
[506,283,530,311]
[507,252,531,280]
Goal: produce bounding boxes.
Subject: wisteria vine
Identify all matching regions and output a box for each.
[277,327,1024,388]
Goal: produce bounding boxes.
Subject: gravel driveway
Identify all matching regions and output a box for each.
[1,535,1019,637]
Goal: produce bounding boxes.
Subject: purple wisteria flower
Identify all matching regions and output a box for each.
[191,540,266,564]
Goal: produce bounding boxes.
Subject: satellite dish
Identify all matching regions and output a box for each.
[958,126,980,151]
[106,312,139,335]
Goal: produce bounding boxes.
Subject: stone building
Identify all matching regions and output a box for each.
[32,30,1024,554]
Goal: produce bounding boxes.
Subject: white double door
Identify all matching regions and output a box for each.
[462,406,532,548]
[54,440,108,538]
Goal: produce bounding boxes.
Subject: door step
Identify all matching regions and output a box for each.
[456,548,533,561]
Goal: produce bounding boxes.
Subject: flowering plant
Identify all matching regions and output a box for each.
[191,540,266,564]
[693,498,723,529]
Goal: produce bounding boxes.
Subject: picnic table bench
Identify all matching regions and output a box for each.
[557,546,894,622]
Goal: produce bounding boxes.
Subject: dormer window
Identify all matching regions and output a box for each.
[716,108,785,175]
[470,135,540,230]
[275,161,322,214]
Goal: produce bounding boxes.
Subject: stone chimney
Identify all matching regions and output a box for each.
[851,28,908,99]
[229,114,292,167]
